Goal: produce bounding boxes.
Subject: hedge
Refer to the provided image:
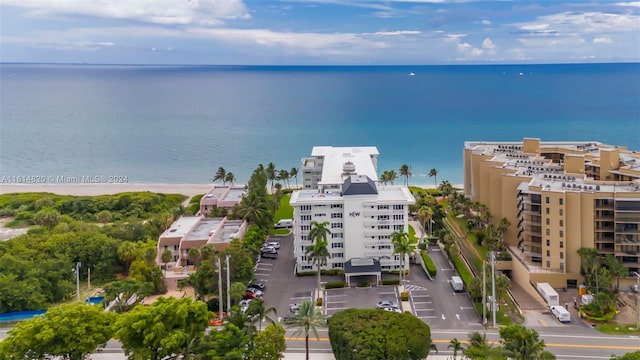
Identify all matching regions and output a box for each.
[420,250,437,277]
[400,292,409,301]
[325,281,346,289]
[381,279,400,286]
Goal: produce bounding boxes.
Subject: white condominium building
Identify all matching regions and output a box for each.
[290,146,415,282]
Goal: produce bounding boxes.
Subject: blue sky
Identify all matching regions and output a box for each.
[1,0,639,65]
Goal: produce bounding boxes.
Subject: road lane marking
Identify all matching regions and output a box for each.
[538,319,548,327]
[412,301,432,305]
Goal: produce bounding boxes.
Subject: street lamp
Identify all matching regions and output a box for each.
[633,272,640,330]
[72,262,81,302]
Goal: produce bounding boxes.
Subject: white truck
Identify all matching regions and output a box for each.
[274,219,293,229]
[536,282,560,307]
[550,305,571,323]
[450,276,464,292]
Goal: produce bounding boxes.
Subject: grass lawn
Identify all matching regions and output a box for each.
[408,225,419,243]
[596,323,640,335]
[274,195,293,220]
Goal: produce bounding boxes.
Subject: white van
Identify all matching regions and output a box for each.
[274,219,293,229]
[550,305,571,323]
[450,276,464,292]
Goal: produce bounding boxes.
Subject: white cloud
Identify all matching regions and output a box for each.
[481,19,491,25]
[482,38,496,49]
[593,36,613,44]
[372,30,422,36]
[615,1,640,7]
[513,11,640,35]
[2,0,251,26]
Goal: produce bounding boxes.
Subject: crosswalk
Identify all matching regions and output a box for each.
[404,284,427,292]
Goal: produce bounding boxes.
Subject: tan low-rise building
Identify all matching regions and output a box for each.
[157,215,247,274]
[199,185,246,216]
[464,138,640,296]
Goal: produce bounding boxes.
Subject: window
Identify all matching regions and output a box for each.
[331,253,344,259]
[559,198,564,205]
[559,230,564,238]
[546,239,550,246]
[331,233,343,239]
[559,219,563,227]
[314,213,326,217]
[560,241,564,248]
[560,263,564,271]
[301,225,310,231]
[378,225,390,230]
[559,209,563,216]
[302,265,313,270]
[546,218,550,225]
[301,256,307,261]
[378,215,390,220]
[546,196,550,204]
[331,242,344,248]
[331,223,343,229]
[393,214,404,220]
[546,208,550,214]
[379,245,391,250]
[546,250,550,257]
[173,245,179,251]
[393,225,403,231]
[301,215,311,221]
[378,205,389,210]
[546,261,551,268]
[333,262,344,268]
[393,205,404,210]
[301,205,311,211]
[560,252,564,259]
[331,213,343,218]
[331,204,343,209]
[301,235,308,241]
[546,229,550,236]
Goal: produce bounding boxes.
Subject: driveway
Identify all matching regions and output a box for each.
[406,245,482,330]
[324,286,399,317]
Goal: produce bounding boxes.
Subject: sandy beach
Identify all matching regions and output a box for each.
[0,183,215,197]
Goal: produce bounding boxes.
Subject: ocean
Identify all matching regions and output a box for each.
[1,63,639,187]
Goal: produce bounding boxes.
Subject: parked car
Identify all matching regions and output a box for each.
[283,311,297,324]
[239,299,252,313]
[262,245,278,252]
[376,300,398,309]
[261,249,278,259]
[244,291,264,300]
[383,307,402,313]
[265,242,280,250]
[246,288,264,296]
[289,303,301,312]
[248,281,266,291]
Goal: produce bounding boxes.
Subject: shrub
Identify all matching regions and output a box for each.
[382,279,400,286]
[296,271,315,277]
[316,297,323,306]
[325,281,346,289]
[421,250,437,277]
[400,292,409,301]
[418,243,427,250]
[357,281,369,288]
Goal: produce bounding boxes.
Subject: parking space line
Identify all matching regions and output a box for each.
[412,301,432,305]
[378,291,396,295]
[254,272,271,276]
[411,294,430,298]
[326,307,348,311]
[328,300,347,304]
[419,316,437,319]
[290,296,311,300]
[414,308,435,312]
[327,294,348,298]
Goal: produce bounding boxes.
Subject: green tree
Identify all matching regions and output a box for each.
[238,193,269,227]
[250,323,286,360]
[115,297,209,360]
[328,308,432,360]
[449,338,464,360]
[605,254,628,291]
[290,167,299,187]
[429,168,438,187]
[117,241,140,274]
[195,322,251,360]
[103,278,153,313]
[161,248,173,278]
[225,172,236,186]
[417,205,434,239]
[499,324,555,360]
[230,282,247,305]
[392,230,415,283]
[464,331,506,360]
[399,164,412,186]
[266,162,277,192]
[247,298,277,332]
[611,351,640,360]
[306,220,331,296]
[188,247,203,269]
[287,300,326,360]
[33,208,61,230]
[213,167,227,184]
[495,274,511,307]
[1,303,115,360]
[96,210,113,224]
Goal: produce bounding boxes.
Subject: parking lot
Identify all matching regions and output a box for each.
[324,286,399,317]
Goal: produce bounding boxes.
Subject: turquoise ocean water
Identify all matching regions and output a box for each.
[1,63,639,186]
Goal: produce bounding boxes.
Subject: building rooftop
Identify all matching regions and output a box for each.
[223,188,245,202]
[184,218,223,241]
[209,220,244,245]
[203,186,228,200]
[161,216,201,238]
[310,146,379,185]
[343,175,378,195]
[290,185,414,204]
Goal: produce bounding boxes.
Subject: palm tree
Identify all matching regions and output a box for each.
[605,254,628,291]
[266,162,277,192]
[230,282,247,305]
[238,193,268,226]
[428,168,438,188]
[417,205,434,239]
[213,167,227,184]
[287,300,326,360]
[290,167,299,187]
[448,338,463,360]
[277,169,290,188]
[496,217,511,248]
[247,298,277,332]
[306,221,331,297]
[225,310,257,337]
[495,274,511,307]
[187,248,202,269]
[224,172,236,186]
[399,164,412,186]
[117,241,140,274]
[392,230,415,283]
[161,249,173,278]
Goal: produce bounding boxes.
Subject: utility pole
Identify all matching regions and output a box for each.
[491,252,497,328]
[74,262,81,302]
[226,254,231,312]
[634,272,640,330]
[88,267,91,292]
[482,261,487,326]
[218,257,223,321]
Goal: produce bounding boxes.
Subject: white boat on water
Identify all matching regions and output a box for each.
[410,72,415,76]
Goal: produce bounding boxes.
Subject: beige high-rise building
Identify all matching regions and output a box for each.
[464,138,640,292]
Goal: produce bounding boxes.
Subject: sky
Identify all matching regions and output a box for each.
[1,0,639,65]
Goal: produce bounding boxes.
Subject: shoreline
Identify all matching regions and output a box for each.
[0,182,464,197]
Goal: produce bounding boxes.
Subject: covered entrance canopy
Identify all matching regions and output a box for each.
[344,258,381,287]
